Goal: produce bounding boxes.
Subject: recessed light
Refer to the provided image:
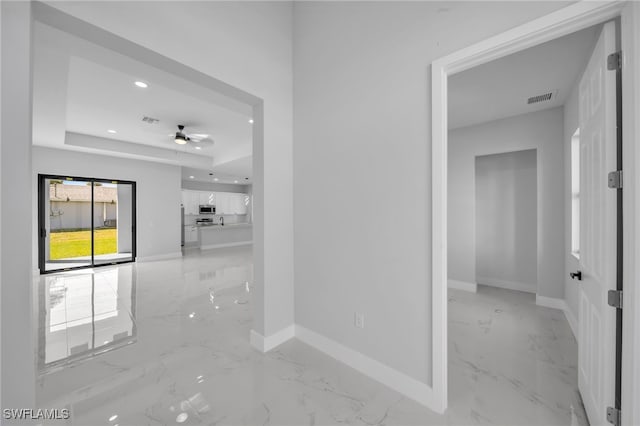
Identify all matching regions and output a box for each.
[107,129,117,134]
[134,81,148,88]
[234,180,238,183]
[109,415,118,422]
[248,119,254,124]
[194,146,201,150]
[214,178,219,182]
[189,176,194,179]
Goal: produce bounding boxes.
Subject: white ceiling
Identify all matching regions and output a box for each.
[448,25,600,129]
[33,22,253,184]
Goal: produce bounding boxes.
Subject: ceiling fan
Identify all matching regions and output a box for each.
[172,125,214,148]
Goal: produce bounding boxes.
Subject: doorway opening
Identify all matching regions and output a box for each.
[475,149,537,293]
[38,174,136,273]
[435,6,626,422]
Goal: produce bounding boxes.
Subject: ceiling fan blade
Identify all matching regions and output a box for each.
[190,137,214,147]
[188,133,210,139]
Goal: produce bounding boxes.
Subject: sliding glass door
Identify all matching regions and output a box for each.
[39,175,136,274]
[41,177,94,271]
[92,181,135,266]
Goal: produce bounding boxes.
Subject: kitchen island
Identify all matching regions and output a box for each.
[197,223,252,250]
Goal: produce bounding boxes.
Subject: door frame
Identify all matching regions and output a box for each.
[430,2,639,423]
[37,173,137,274]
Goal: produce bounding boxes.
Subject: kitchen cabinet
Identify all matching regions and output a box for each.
[199,192,215,206]
[215,192,248,214]
[181,190,248,215]
[216,192,230,214]
[185,225,198,243]
[231,193,248,214]
[181,190,200,215]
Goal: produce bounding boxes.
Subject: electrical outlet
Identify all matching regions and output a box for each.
[354,313,365,329]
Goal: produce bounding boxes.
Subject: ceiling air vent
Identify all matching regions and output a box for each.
[527,92,554,105]
[142,116,160,124]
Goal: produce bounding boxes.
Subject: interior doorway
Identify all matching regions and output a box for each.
[430,1,638,421]
[475,149,537,293]
[38,174,136,273]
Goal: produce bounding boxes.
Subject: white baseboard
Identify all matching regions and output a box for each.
[136,252,182,263]
[250,324,438,411]
[535,295,578,342]
[477,276,536,293]
[250,325,295,353]
[448,279,477,293]
[295,325,437,410]
[200,241,252,251]
[535,295,566,310]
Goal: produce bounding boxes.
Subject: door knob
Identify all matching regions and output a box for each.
[570,271,582,281]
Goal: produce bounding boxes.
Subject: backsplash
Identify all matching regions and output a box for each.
[183,213,249,226]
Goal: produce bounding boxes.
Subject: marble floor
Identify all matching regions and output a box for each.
[35,248,586,425]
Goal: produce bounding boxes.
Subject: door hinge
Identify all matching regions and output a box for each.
[607,51,622,70]
[608,170,623,189]
[608,290,623,309]
[607,406,621,426]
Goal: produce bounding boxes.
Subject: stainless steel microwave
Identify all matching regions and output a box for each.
[199,205,215,215]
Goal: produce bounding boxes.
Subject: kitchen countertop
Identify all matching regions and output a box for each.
[196,223,252,230]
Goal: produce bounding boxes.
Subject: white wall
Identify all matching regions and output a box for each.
[475,150,538,292]
[293,1,569,384]
[46,0,294,338]
[33,146,182,263]
[1,1,36,415]
[449,108,565,299]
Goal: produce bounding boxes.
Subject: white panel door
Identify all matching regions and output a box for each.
[577,21,618,426]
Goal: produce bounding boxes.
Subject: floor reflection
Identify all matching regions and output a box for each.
[38,265,136,372]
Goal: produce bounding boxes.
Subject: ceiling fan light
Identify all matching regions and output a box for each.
[175,135,187,145]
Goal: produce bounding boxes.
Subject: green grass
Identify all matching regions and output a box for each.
[50,228,117,260]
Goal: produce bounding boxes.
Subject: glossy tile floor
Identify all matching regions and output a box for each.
[36,248,586,425]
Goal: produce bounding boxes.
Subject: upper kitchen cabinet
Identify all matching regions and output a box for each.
[231,193,248,215]
[199,192,215,206]
[181,189,249,215]
[216,192,230,214]
[217,192,247,214]
[182,190,200,215]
